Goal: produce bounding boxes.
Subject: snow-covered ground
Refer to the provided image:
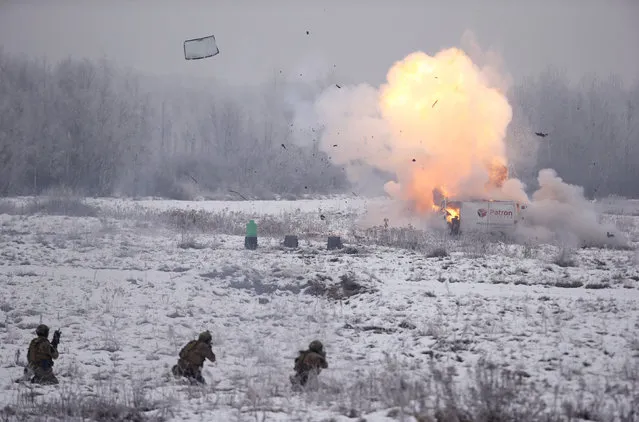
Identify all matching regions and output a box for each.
[1,196,638,421]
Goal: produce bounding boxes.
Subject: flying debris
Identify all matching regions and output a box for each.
[336,84,342,89]
[281,144,287,149]
[184,34,220,60]
[432,99,439,108]
[229,190,248,200]
[534,132,549,138]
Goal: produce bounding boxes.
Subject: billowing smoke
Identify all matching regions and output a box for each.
[515,169,624,247]
[290,44,628,248]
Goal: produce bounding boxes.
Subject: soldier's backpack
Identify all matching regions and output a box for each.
[294,350,308,373]
[179,340,198,360]
[27,337,48,365]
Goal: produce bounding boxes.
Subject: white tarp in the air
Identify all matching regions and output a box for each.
[184,35,219,60]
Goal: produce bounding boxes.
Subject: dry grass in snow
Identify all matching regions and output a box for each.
[0,195,638,421]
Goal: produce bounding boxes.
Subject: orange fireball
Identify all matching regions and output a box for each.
[378,48,513,212]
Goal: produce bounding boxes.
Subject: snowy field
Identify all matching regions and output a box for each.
[1,195,638,421]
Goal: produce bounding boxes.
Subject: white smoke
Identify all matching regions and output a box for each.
[515,169,627,248]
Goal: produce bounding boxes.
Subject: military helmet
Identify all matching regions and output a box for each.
[36,324,49,337]
[309,340,323,353]
[198,330,212,343]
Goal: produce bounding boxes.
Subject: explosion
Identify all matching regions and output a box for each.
[291,43,628,248]
[310,48,513,213]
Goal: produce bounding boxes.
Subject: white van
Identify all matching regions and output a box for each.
[439,199,525,235]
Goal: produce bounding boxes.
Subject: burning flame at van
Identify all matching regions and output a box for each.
[431,157,508,224]
[431,187,460,224]
[444,205,460,224]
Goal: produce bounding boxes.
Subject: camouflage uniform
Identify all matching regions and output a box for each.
[171,331,216,384]
[290,340,328,389]
[26,325,59,385]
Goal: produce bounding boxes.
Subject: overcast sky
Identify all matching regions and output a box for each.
[1,0,637,89]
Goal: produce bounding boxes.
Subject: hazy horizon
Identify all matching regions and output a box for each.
[1,0,638,88]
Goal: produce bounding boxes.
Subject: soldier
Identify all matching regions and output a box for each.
[26,324,61,385]
[290,340,328,389]
[171,330,216,384]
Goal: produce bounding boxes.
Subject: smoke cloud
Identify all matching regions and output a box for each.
[290,40,629,248]
[516,169,625,248]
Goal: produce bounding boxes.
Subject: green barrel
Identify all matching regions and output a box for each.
[245,220,258,249]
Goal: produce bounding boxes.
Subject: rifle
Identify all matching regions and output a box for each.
[51,329,61,348]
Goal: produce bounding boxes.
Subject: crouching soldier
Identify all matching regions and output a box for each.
[290,340,328,389]
[26,324,61,385]
[171,330,216,384]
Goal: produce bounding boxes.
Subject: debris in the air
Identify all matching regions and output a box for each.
[305,186,308,189]
[535,132,549,137]
[306,31,310,35]
[229,190,248,200]
[184,34,219,60]
[412,158,416,162]
[320,214,326,221]
[336,84,341,89]
[333,144,338,147]
[432,99,438,108]
[281,144,286,149]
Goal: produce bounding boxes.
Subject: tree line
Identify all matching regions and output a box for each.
[0,50,346,199]
[0,50,637,199]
